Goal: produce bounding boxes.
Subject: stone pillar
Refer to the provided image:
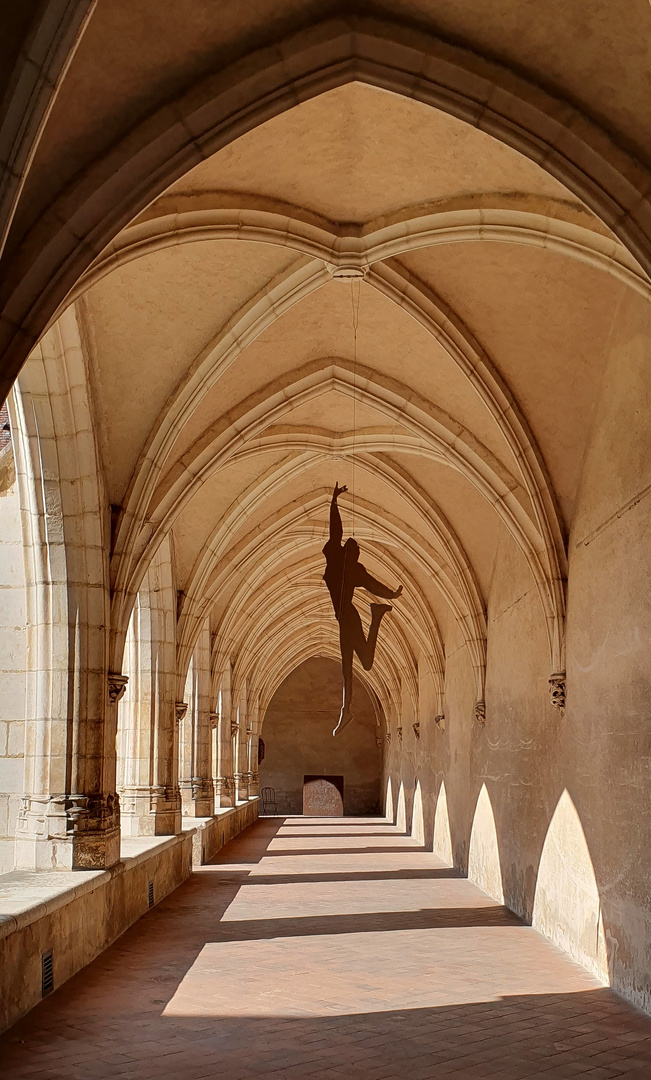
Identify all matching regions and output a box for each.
[248,694,260,797]
[212,664,235,808]
[116,538,181,836]
[234,683,250,803]
[179,622,213,817]
[11,316,121,870]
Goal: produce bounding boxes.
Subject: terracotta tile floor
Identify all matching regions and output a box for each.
[2,816,651,1079]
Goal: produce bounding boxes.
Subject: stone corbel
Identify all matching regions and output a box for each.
[386,731,391,744]
[434,714,445,731]
[175,701,188,724]
[230,720,239,739]
[209,711,219,728]
[397,726,403,742]
[474,700,486,725]
[412,721,420,739]
[549,672,566,712]
[375,736,383,749]
[108,672,128,704]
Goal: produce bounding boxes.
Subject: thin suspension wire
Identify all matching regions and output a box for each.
[350,278,361,536]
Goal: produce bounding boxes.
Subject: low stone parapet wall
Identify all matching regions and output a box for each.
[185,797,259,867]
[0,798,258,1032]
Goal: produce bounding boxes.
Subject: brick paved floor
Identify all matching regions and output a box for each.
[2,816,651,1079]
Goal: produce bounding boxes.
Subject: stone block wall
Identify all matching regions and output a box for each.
[0,449,26,874]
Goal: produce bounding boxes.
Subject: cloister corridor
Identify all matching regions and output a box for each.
[2,3,651,1074]
[2,815,651,1080]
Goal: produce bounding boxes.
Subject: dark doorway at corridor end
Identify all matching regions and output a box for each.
[259,657,382,815]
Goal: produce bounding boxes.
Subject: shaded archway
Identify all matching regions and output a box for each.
[384,775,394,823]
[433,780,454,868]
[533,789,608,984]
[411,779,425,846]
[396,780,407,833]
[468,783,505,904]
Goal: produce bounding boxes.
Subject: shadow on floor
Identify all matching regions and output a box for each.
[249,845,429,857]
[3,816,651,1079]
[3,992,651,1079]
[208,868,460,886]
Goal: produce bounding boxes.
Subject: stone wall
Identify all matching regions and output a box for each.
[0,445,25,874]
[260,657,382,815]
[384,292,651,1014]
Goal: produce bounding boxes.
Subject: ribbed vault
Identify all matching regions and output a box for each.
[40,74,644,737]
[9,69,651,766]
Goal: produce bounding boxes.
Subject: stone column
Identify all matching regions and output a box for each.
[11,316,121,870]
[212,664,235,808]
[234,683,250,803]
[116,538,181,836]
[248,694,260,797]
[179,622,213,817]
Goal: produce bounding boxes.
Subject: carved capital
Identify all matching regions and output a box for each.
[474,700,486,725]
[386,731,391,744]
[230,719,239,739]
[108,673,128,704]
[397,726,403,742]
[434,714,445,726]
[549,672,566,711]
[375,736,383,749]
[412,721,420,739]
[175,701,188,724]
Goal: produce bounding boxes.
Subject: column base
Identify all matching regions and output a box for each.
[234,773,250,802]
[118,785,182,836]
[15,793,121,870]
[180,779,214,818]
[213,776,235,809]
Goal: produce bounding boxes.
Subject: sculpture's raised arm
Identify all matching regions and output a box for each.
[329,482,347,545]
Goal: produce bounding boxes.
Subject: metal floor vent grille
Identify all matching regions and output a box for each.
[148,880,154,908]
[42,950,53,996]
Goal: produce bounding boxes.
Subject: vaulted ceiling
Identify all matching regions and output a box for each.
[2,2,650,718]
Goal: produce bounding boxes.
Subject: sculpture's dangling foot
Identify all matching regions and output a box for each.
[333,705,354,737]
[370,603,392,620]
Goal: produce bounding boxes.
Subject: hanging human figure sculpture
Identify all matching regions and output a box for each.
[323,483,402,736]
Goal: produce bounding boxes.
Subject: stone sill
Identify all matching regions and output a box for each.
[181,797,255,828]
[0,830,193,942]
[0,799,259,942]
